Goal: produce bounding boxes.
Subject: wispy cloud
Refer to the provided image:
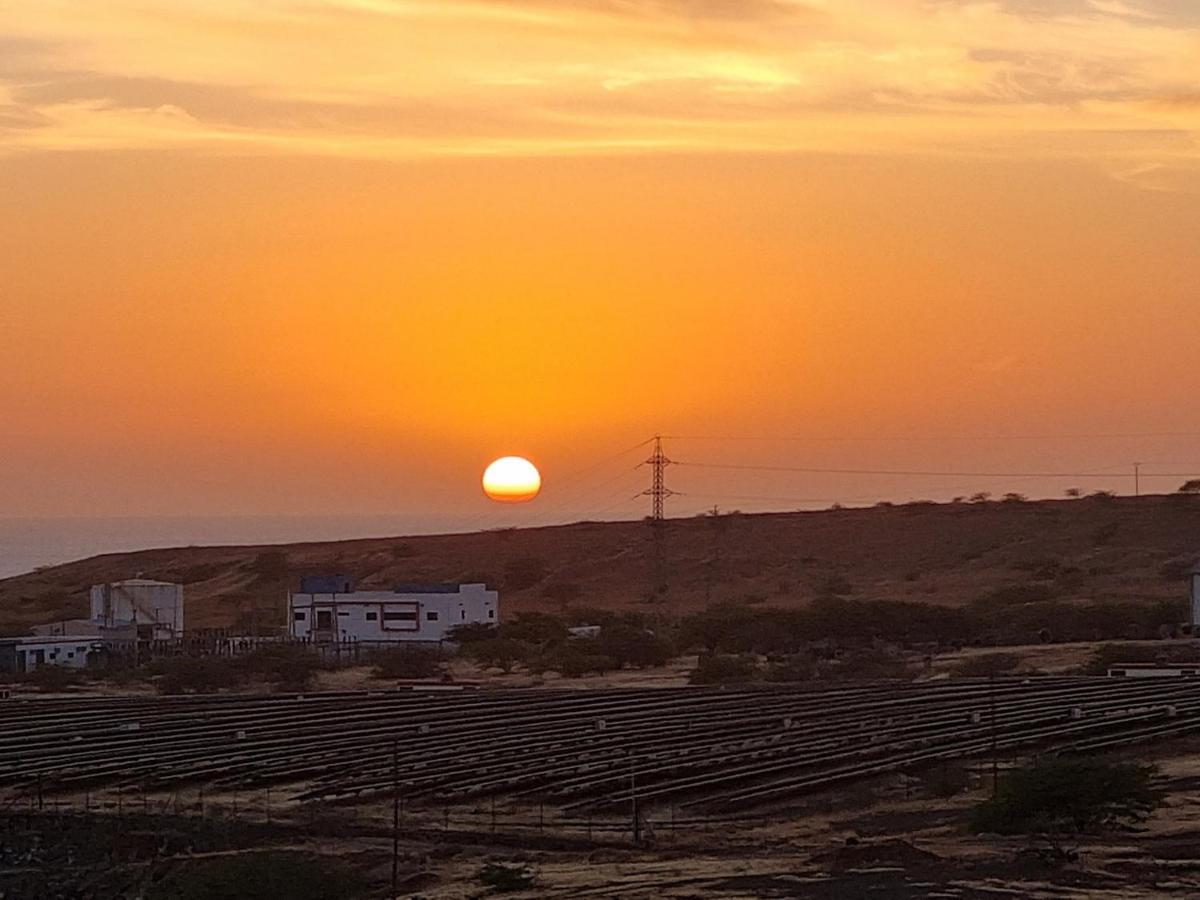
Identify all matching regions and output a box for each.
[0,0,1197,177]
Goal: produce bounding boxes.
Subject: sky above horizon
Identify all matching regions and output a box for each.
[2,0,1199,526]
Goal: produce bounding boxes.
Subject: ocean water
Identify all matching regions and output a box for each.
[0,515,476,579]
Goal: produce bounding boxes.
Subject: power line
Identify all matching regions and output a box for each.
[665,431,1200,443]
[675,461,1200,479]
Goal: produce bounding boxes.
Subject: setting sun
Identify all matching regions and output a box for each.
[482,456,541,503]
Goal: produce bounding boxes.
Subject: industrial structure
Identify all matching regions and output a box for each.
[0,635,105,674]
[288,577,498,643]
[89,579,184,639]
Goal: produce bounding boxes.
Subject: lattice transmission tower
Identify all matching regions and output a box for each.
[641,434,676,521]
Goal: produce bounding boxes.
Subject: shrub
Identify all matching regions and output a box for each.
[539,642,616,678]
[447,622,498,644]
[477,862,536,893]
[462,638,534,674]
[241,644,323,692]
[595,623,674,669]
[155,657,242,695]
[498,612,568,645]
[148,851,367,900]
[371,645,445,680]
[23,665,86,693]
[971,758,1159,859]
[689,654,759,685]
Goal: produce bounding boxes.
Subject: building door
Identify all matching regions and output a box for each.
[315,609,333,630]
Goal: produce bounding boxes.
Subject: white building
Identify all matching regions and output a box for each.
[289,579,498,643]
[0,636,104,673]
[90,579,184,639]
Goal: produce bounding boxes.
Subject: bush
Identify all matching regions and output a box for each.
[477,862,536,893]
[595,623,674,669]
[371,645,445,680]
[462,638,534,674]
[155,657,242,695]
[971,758,1159,859]
[148,851,367,900]
[447,622,498,644]
[499,612,568,645]
[23,665,86,693]
[241,644,323,692]
[539,642,616,678]
[689,654,759,685]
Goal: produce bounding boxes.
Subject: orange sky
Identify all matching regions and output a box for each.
[2,1,1199,523]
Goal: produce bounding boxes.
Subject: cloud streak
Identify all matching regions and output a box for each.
[0,0,1197,178]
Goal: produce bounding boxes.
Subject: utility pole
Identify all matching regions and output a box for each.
[391,740,400,898]
[630,755,641,844]
[1134,462,1142,497]
[641,435,676,521]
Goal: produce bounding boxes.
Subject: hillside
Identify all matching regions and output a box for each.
[2,494,1198,635]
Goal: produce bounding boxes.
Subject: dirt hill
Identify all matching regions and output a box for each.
[2,494,1198,635]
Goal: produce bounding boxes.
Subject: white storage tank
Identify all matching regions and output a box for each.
[90,579,184,638]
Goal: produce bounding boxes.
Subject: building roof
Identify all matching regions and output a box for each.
[99,579,180,588]
[393,583,462,594]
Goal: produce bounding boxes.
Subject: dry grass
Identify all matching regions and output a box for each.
[1,494,1196,635]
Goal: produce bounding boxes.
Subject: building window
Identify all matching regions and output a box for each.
[337,610,350,617]
[461,610,466,619]
[426,611,439,622]
[488,609,495,619]
[67,651,75,658]
[365,611,378,621]
[294,611,306,621]
[383,611,418,622]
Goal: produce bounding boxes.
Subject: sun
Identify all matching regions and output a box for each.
[482,456,541,503]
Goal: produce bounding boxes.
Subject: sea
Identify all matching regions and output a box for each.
[0,515,477,579]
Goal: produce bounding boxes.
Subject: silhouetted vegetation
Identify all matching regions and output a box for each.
[371,644,445,679]
[676,595,1185,656]
[689,653,759,685]
[148,851,368,900]
[462,637,536,674]
[971,758,1160,860]
[155,645,326,694]
[477,862,536,893]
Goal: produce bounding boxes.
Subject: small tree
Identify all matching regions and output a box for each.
[477,862,536,893]
[1178,479,1200,494]
[689,654,759,685]
[463,638,534,674]
[1064,487,1082,499]
[372,645,444,680]
[971,757,1160,861]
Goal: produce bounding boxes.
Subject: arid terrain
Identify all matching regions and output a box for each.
[2,493,1197,634]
